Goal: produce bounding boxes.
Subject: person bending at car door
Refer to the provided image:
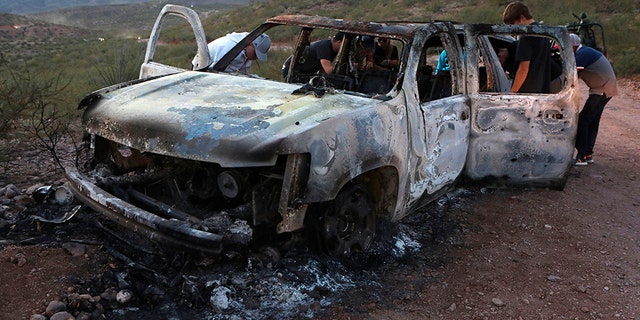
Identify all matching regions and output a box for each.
[502,1,551,93]
[200,32,271,73]
[294,32,344,74]
[569,33,618,166]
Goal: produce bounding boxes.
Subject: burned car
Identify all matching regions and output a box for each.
[65,5,579,257]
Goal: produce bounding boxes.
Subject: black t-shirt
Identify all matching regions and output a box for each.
[295,39,336,73]
[373,44,399,68]
[514,24,551,93]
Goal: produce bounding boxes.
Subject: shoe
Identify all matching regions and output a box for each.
[585,154,594,163]
[574,155,588,166]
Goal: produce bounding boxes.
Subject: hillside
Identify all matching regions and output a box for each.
[0,0,148,15]
[0,13,93,58]
[0,0,246,15]
[27,0,247,34]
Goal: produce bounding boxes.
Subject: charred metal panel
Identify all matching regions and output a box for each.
[65,166,224,253]
[463,24,579,186]
[465,94,577,184]
[265,15,418,39]
[82,72,379,168]
[277,153,310,233]
[395,23,470,220]
[281,96,409,204]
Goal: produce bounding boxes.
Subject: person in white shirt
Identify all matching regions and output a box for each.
[198,32,271,73]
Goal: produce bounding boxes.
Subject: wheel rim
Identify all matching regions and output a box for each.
[319,183,376,257]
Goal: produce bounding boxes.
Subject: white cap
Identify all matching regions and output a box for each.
[569,33,581,47]
[252,33,271,61]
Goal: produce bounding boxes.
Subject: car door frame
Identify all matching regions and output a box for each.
[398,22,471,217]
[139,4,211,79]
[462,24,579,189]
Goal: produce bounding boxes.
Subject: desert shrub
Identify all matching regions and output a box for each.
[90,38,147,87]
[0,55,79,169]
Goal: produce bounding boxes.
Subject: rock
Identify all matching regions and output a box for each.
[3,184,20,199]
[25,183,45,195]
[116,289,134,304]
[30,315,46,320]
[91,308,104,319]
[100,288,117,302]
[448,303,457,311]
[75,312,91,320]
[210,286,232,310]
[62,242,87,257]
[14,194,35,206]
[546,275,562,282]
[50,311,75,320]
[491,298,505,307]
[576,285,588,293]
[100,288,118,309]
[11,253,27,267]
[44,300,67,317]
[68,293,94,312]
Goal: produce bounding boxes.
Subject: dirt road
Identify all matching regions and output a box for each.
[1,78,638,320]
[350,77,640,319]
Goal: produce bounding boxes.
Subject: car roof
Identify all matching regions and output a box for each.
[264,14,441,40]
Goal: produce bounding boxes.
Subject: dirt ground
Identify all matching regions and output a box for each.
[1,78,638,320]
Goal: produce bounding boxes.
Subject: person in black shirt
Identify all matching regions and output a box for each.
[373,37,399,71]
[502,1,551,93]
[284,32,344,77]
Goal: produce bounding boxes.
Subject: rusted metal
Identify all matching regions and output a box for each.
[65,166,224,254]
[277,153,311,233]
[65,4,579,256]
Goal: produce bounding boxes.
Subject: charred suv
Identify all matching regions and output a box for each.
[65,5,580,257]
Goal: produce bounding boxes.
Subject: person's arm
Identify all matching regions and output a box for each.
[320,59,334,74]
[511,60,530,92]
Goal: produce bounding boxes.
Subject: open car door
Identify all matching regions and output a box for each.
[139,4,211,79]
[462,24,579,189]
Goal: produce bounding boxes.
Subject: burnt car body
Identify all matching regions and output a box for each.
[65,5,579,256]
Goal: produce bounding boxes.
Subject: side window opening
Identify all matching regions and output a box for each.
[282,29,405,97]
[417,33,458,103]
[477,33,566,94]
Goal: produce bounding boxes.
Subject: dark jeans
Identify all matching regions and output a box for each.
[575,93,611,157]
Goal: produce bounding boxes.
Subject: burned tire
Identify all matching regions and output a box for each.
[313,182,376,258]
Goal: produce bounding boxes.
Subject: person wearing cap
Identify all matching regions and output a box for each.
[502,1,552,93]
[203,32,271,73]
[569,33,618,165]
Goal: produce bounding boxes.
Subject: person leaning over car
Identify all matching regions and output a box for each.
[502,1,552,93]
[198,32,271,73]
[283,32,344,77]
[569,33,619,166]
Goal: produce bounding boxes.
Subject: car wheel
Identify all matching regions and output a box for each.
[314,182,376,257]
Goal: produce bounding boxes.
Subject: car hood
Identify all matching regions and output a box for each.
[82,71,378,167]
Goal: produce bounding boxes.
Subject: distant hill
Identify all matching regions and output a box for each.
[0,0,148,15]
[27,1,245,35]
[0,13,91,43]
[0,0,246,15]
